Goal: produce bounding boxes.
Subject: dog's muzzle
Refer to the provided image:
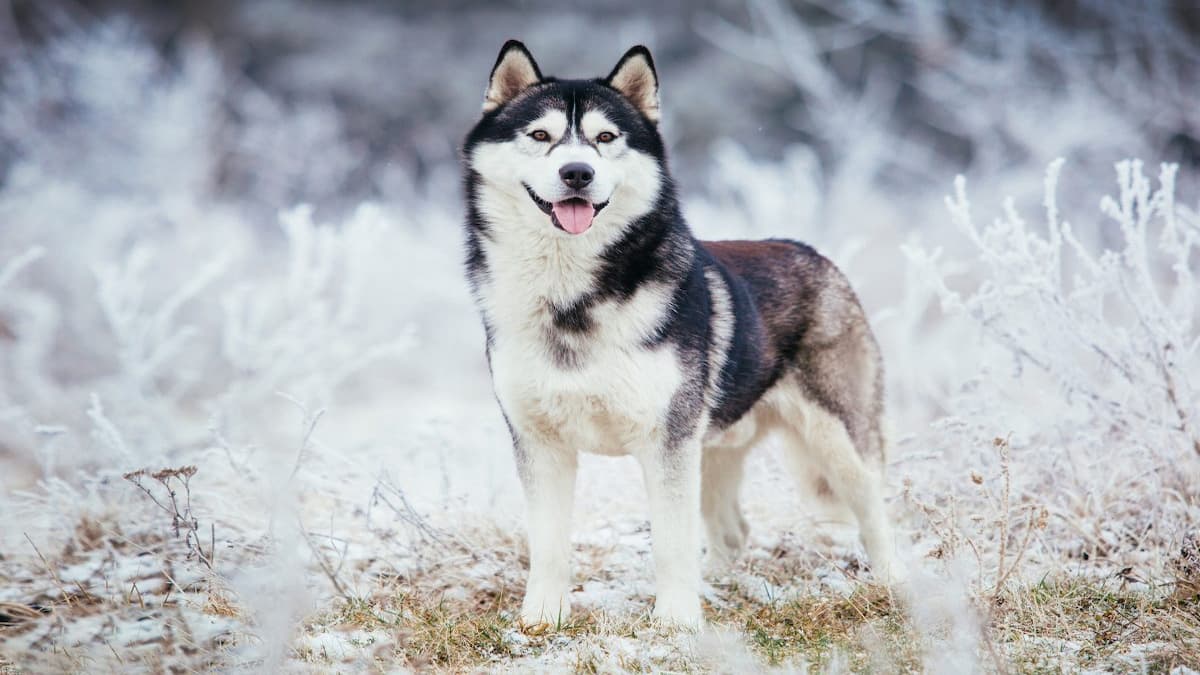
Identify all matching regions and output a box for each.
[524,184,608,235]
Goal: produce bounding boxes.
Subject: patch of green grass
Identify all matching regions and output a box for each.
[710,583,921,671]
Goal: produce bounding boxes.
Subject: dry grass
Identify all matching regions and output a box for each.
[302,590,646,672]
[285,569,1200,673]
[4,501,1200,672]
[5,550,1200,672]
[992,577,1200,671]
[711,583,919,670]
[0,500,244,673]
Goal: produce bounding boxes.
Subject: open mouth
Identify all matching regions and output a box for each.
[524,185,608,235]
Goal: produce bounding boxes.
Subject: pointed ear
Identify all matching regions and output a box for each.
[605,46,660,123]
[483,40,543,113]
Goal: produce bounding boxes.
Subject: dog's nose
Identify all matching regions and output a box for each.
[559,162,594,189]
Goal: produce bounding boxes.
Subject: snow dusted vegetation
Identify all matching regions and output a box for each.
[2,1,1199,672]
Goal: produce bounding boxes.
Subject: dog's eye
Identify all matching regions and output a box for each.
[529,130,550,142]
[596,131,617,144]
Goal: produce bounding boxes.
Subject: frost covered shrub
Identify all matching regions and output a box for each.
[0,24,426,483]
[902,160,1200,576]
[688,0,1200,430]
[699,0,1200,206]
[1,204,420,476]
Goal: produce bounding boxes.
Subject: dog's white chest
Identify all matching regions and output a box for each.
[476,224,684,455]
[490,337,680,456]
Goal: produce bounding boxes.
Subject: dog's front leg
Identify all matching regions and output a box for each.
[637,438,703,627]
[514,439,577,626]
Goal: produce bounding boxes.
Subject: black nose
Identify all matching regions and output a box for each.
[559,162,594,189]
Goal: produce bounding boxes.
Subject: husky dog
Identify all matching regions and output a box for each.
[462,41,903,627]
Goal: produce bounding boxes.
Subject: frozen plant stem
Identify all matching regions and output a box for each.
[23,533,73,607]
[123,466,216,570]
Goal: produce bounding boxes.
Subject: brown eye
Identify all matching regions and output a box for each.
[530,130,550,142]
[596,131,617,144]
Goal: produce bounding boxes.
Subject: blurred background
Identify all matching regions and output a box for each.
[1,0,1197,513]
[3,0,1198,214]
[2,1,1199,669]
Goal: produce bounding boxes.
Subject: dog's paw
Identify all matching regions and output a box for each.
[703,512,748,574]
[703,541,740,577]
[651,590,703,629]
[520,589,571,628]
[871,556,910,588]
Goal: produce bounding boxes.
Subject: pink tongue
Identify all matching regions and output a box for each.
[552,200,594,234]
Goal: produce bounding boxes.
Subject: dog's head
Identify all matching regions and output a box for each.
[464,41,666,237]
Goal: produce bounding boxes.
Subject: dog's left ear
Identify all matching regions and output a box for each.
[606,46,660,124]
[483,40,543,113]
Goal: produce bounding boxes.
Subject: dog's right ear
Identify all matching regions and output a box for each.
[483,40,543,113]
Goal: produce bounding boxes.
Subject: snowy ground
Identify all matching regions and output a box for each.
[3,5,1200,672]
[2,441,1197,672]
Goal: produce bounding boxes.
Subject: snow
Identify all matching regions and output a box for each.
[2,2,1198,671]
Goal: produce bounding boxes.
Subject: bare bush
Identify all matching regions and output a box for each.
[903,159,1200,575]
[123,466,215,570]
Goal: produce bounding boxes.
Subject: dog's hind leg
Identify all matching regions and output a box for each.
[701,444,751,568]
[700,414,765,570]
[772,380,905,583]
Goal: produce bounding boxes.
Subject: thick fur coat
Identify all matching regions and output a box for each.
[461,41,903,626]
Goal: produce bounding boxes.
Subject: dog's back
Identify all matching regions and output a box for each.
[701,239,886,461]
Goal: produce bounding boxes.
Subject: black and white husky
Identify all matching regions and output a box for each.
[462,41,904,627]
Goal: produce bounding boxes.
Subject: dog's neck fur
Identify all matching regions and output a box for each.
[465,175,695,361]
